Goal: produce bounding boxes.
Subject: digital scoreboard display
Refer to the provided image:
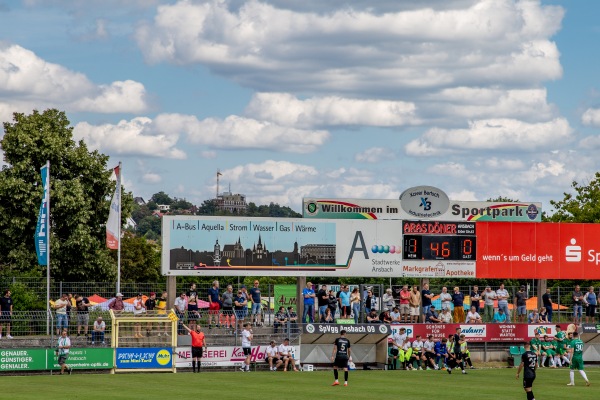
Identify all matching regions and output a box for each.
[402,221,476,261]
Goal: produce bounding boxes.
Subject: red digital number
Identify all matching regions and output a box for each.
[463,239,472,255]
[430,241,450,258]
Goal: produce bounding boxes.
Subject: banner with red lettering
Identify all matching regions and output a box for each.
[175,345,299,368]
[476,222,600,279]
[389,323,568,343]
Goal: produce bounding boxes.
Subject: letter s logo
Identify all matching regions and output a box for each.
[565,238,581,262]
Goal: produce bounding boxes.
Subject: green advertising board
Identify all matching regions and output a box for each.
[275,285,297,312]
[47,348,114,370]
[0,349,47,371]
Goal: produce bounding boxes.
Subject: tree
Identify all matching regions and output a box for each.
[547,172,600,223]
[0,109,133,280]
[150,191,173,206]
[117,232,162,283]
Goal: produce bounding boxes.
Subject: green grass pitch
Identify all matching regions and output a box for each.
[5,367,598,400]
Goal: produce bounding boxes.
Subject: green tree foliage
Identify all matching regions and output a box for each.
[0,109,132,281]
[150,191,173,205]
[117,232,163,283]
[547,172,600,222]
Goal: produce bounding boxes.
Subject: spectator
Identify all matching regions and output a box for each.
[439,287,452,313]
[302,282,316,323]
[317,284,329,322]
[186,283,199,330]
[0,289,14,339]
[390,306,402,323]
[470,285,481,314]
[367,309,381,323]
[350,287,361,324]
[53,293,70,335]
[74,295,91,338]
[379,308,392,324]
[382,288,395,310]
[91,316,106,345]
[156,291,169,337]
[221,285,235,330]
[250,280,263,327]
[266,340,283,371]
[542,288,553,322]
[514,285,528,323]
[287,307,298,334]
[399,285,410,323]
[425,305,442,323]
[528,308,540,324]
[421,283,434,322]
[364,289,376,316]
[173,292,187,335]
[482,286,496,323]
[327,290,338,318]
[573,285,584,325]
[496,283,511,322]
[206,281,220,329]
[339,285,351,319]
[493,308,506,323]
[440,307,452,323]
[583,286,597,323]
[56,330,73,375]
[274,306,288,333]
[451,287,465,323]
[144,292,156,336]
[323,307,334,323]
[409,286,421,323]
[466,305,482,324]
[133,293,146,338]
[108,292,124,315]
[234,289,248,331]
[538,307,549,323]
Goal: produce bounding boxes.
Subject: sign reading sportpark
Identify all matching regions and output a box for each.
[303,199,542,222]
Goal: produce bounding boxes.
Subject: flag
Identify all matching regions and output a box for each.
[35,162,50,265]
[106,164,121,249]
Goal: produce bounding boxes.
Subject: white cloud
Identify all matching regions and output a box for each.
[153,113,329,153]
[142,172,162,184]
[405,118,573,156]
[0,44,148,119]
[73,117,186,159]
[201,150,217,159]
[582,108,600,127]
[245,93,419,128]
[135,0,563,95]
[355,147,396,163]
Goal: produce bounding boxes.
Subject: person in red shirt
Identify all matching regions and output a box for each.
[183,324,207,373]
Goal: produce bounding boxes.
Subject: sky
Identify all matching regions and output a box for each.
[1,0,600,214]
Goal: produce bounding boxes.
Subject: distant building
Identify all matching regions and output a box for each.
[215,191,247,214]
[133,197,146,205]
[157,204,170,212]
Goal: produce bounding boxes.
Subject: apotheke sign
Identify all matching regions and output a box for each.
[399,186,450,219]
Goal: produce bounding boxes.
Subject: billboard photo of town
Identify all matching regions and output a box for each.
[167,218,338,272]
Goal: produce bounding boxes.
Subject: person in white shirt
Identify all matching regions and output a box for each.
[495,284,511,322]
[389,306,402,323]
[402,337,413,370]
[439,287,452,313]
[132,293,146,338]
[423,335,439,370]
[440,307,452,323]
[390,327,406,370]
[411,335,425,370]
[482,286,497,322]
[466,306,482,324]
[92,316,106,345]
[265,341,283,371]
[278,338,298,371]
[240,323,253,372]
[57,330,73,375]
[173,292,187,335]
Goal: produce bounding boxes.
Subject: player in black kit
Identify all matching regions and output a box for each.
[331,329,351,387]
[516,342,537,400]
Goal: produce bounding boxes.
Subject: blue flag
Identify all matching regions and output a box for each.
[35,163,49,265]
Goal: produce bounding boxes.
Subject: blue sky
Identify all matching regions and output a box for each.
[2,0,600,214]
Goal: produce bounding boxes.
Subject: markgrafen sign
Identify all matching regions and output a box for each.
[303,198,541,222]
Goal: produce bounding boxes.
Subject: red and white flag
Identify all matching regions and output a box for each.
[106,164,121,249]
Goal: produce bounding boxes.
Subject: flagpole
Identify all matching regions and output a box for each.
[117,161,122,294]
[45,160,51,335]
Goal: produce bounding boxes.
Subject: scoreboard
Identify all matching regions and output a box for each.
[402,221,476,261]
